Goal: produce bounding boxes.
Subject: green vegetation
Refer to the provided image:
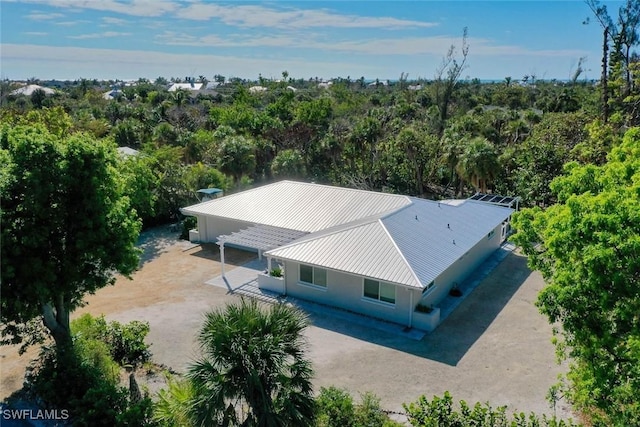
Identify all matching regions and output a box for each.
[512,128,640,426]
[1,1,639,422]
[24,315,154,426]
[315,386,403,427]
[187,298,315,426]
[403,392,577,427]
[1,122,141,354]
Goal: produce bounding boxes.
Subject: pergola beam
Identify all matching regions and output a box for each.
[216,225,307,277]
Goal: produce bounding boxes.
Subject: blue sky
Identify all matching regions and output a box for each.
[0,0,625,82]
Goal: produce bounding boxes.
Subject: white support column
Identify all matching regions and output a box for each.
[220,242,225,277]
[267,257,272,272]
[258,249,262,261]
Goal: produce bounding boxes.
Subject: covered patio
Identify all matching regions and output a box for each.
[216,224,307,277]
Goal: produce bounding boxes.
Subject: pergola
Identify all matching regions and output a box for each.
[469,192,521,210]
[216,225,307,276]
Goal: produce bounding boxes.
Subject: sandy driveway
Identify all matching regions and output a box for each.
[1,226,570,419]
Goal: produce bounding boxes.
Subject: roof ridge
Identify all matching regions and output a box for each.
[378,218,423,289]
[278,180,412,200]
[265,214,384,253]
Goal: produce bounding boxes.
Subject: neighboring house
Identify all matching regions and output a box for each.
[168,82,204,92]
[181,181,516,331]
[116,146,140,157]
[10,84,55,96]
[103,89,123,100]
[248,85,267,93]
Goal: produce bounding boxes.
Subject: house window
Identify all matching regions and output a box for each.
[299,264,327,287]
[363,278,396,304]
[488,230,495,240]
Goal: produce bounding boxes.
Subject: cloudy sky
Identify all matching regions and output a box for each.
[0,0,624,82]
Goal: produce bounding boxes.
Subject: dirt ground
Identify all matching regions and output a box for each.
[1,225,572,420]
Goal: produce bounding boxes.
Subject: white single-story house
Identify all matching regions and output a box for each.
[168,82,204,92]
[181,181,515,331]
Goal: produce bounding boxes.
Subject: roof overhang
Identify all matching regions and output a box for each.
[217,224,308,252]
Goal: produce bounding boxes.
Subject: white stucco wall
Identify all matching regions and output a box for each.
[279,222,503,328]
[196,216,253,242]
[282,261,416,326]
[420,223,503,307]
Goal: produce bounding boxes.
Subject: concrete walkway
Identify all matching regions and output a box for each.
[204,242,515,341]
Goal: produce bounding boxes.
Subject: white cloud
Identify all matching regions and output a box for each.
[68,31,132,40]
[10,0,179,17]
[102,17,129,26]
[0,43,380,81]
[26,11,64,20]
[156,31,587,58]
[55,20,90,26]
[175,3,437,30]
[10,0,435,30]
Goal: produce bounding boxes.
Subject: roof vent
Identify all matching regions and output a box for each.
[453,239,456,245]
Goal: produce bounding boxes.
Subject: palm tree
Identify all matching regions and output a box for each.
[455,136,500,194]
[187,299,315,427]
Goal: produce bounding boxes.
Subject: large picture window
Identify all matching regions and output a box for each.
[299,264,327,287]
[363,278,395,304]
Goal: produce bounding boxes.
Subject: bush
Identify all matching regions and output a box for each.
[403,392,579,427]
[180,216,197,240]
[23,315,156,426]
[315,386,356,427]
[314,387,403,427]
[415,304,433,313]
[72,314,151,366]
[270,267,283,277]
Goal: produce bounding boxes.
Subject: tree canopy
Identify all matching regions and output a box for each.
[187,298,315,427]
[1,124,141,350]
[511,127,640,425]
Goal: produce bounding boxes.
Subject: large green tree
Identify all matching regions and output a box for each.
[1,125,141,353]
[511,127,640,425]
[188,298,315,427]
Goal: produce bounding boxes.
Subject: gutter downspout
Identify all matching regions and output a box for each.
[408,288,414,328]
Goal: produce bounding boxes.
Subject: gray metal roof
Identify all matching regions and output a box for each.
[265,221,420,287]
[182,181,514,289]
[267,198,513,289]
[381,198,513,287]
[181,181,411,233]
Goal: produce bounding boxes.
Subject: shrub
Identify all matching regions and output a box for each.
[314,387,403,427]
[72,314,151,366]
[403,392,579,426]
[180,216,197,240]
[270,267,283,277]
[24,316,156,426]
[315,386,356,427]
[415,304,433,313]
